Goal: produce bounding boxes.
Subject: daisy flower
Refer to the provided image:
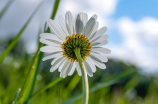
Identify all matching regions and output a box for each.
[40,11,111,78]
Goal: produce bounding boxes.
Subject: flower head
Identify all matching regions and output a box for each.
[40,11,111,78]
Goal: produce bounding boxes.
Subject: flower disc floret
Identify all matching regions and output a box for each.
[61,34,91,62]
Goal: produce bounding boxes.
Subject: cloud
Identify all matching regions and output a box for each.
[111,17,158,72]
[56,0,118,28]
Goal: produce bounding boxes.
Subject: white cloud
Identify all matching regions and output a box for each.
[111,17,158,72]
[56,0,118,28]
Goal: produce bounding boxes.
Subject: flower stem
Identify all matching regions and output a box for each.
[74,48,89,104]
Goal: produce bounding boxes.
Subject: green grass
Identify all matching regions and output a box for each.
[0,0,158,104]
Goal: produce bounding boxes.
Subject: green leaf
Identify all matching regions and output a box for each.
[61,70,136,104]
[0,0,43,63]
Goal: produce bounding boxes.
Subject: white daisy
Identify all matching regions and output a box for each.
[40,11,111,78]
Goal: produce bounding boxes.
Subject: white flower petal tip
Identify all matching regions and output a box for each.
[75,14,84,34]
[39,11,110,78]
[92,14,97,20]
[47,19,66,40]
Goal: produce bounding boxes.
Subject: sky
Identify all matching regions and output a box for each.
[0,0,158,73]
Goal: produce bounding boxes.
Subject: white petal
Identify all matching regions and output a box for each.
[58,15,70,36]
[64,62,74,77]
[40,38,60,46]
[91,34,109,43]
[82,14,96,37]
[66,24,72,36]
[88,21,99,40]
[47,19,66,40]
[68,62,77,76]
[89,56,106,69]
[91,47,111,54]
[90,26,107,42]
[50,57,65,72]
[86,57,96,72]
[83,13,88,26]
[65,11,74,35]
[90,52,108,62]
[84,60,93,77]
[75,13,84,35]
[51,56,63,65]
[92,14,97,20]
[60,60,71,78]
[40,33,63,43]
[40,46,62,53]
[76,63,82,76]
[73,20,76,34]
[42,52,62,61]
[91,40,108,47]
[58,58,67,72]
[61,61,75,78]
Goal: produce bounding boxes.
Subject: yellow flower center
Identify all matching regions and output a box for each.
[61,34,91,62]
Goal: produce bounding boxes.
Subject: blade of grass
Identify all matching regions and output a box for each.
[12,88,21,104]
[50,0,60,19]
[123,74,140,91]
[0,0,14,19]
[30,77,63,98]
[37,0,61,66]
[29,0,61,99]
[67,74,81,92]
[15,0,61,103]
[61,70,136,104]
[0,0,44,63]
[15,42,43,104]
[45,0,60,33]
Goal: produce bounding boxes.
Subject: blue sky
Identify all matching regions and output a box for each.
[114,0,158,20]
[109,0,158,44]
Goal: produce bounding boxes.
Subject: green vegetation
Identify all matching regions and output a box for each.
[0,0,158,104]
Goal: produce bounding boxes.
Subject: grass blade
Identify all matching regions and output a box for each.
[0,0,14,19]
[15,0,61,103]
[30,77,63,98]
[12,88,21,104]
[61,70,136,104]
[50,0,60,19]
[28,0,61,99]
[15,42,42,104]
[0,0,44,63]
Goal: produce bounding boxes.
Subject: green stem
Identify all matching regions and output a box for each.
[74,48,89,104]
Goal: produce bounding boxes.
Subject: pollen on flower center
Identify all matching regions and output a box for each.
[61,34,91,62]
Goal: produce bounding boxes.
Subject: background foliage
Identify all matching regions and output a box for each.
[0,0,158,104]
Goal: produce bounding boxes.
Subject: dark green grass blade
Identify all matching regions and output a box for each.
[61,70,136,104]
[0,0,44,63]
